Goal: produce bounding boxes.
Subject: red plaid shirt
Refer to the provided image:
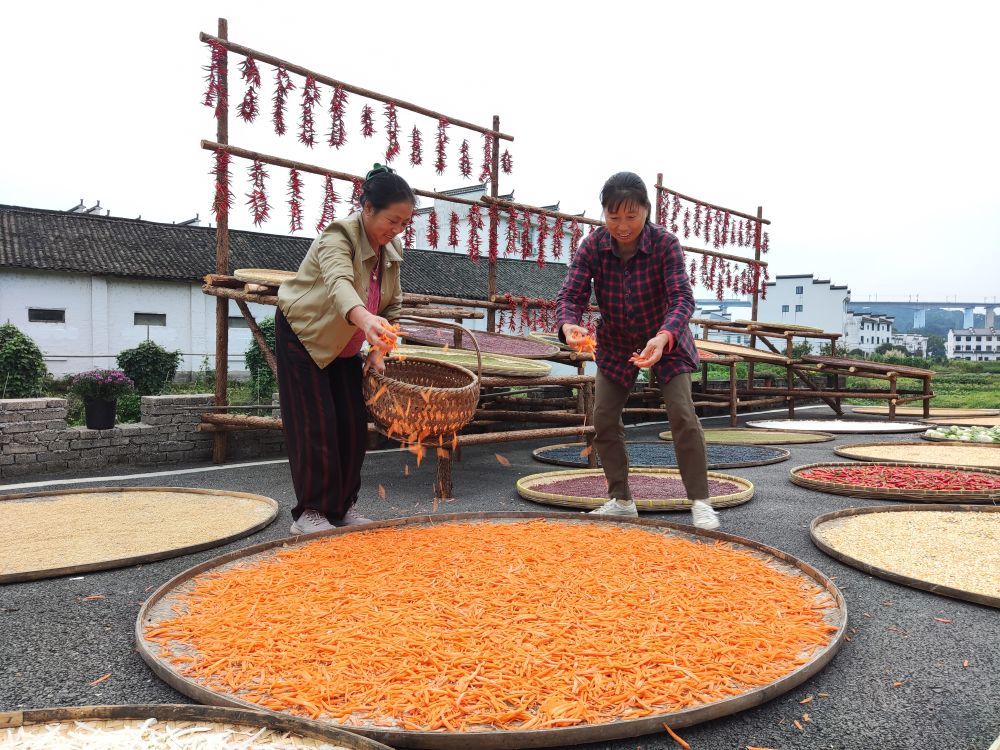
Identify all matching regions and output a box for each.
[556,223,699,388]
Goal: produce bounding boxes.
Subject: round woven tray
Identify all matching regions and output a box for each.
[789,462,1000,502]
[747,418,927,434]
[401,325,560,359]
[0,487,278,584]
[233,268,295,286]
[734,319,825,333]
[0,704,388,749]
[532,442,789,470]
[810,504,1000,609]
[693,340,790,363]
[852,406,1000,418]
[527,331,570,350]
[922,415,1000,427]
[136,512,844,749]
[659,427,835,445]
[834,442,1000,470]
[395,345,551,377]
[516,469,754,511]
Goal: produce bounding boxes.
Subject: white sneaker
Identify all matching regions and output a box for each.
[335,508,373,527]
[290,509,336,535]
[691,500,720,530]
[590,498,639,517]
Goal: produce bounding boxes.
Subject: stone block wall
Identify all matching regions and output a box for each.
[0,395,285,481]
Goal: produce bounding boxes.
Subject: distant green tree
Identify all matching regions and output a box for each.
[875,342,896,355]
[245,316,276,401]
[926,335,947,359]
[791,341,814,359]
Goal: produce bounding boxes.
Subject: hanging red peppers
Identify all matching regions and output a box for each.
[536,215,548,268]
[314,175,338,233]
[569,219,583,260]
[448,210,460,248]
[480,133,493,182]
[272,67,295,136]
[246,159,269,226]
[505,208,518,256]
[327,86,348,148]
[458,139,472,179]
[351,178,363,211]
[551,217,564,260]
[487,203,500,263]
[203,40,228,118]
[435,118,449,174]
[520,210,533,260]
[211,149,233,223]
[299,76,321,147]
[500,149,513,174]
[426,209,439,249]
[384,103,400,162]
[467,204,483,262]
[693,204,703,238]
[237,56,260,123]
[287,168,303,232]
[360,105,376,138]
[762,231,770,253]
[409,126,423,166]
[403,221,415,248]
[683,207,691,238]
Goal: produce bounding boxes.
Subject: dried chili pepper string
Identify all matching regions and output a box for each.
[147,521,837,732]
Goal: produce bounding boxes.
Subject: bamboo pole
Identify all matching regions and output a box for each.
[203,284,278,306]
[653,183,771,225]
[455,425,594,447]
[399,307,485,319]
[487,114,500,333]
[212,17,230,465]
[200,33,513,141]
[479,374,593,388]
[474,410,585,423]
[201,413,283,430]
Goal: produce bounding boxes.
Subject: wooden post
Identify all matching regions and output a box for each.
[655,173,664,225]
[747,205,764,408]
[435,449,454,500]
[212,17,230,464]
[487,115,500,333]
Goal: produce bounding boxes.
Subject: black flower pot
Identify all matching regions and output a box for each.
[84,398,117,430]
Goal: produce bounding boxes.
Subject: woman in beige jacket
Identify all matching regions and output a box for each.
[276,165,415,534]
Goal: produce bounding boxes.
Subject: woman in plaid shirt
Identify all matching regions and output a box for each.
[556,172,719,529]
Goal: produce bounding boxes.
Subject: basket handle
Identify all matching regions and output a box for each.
[396,315,483,382]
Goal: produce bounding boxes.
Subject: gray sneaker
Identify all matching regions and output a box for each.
[335,508,373,526]
[290,509,335,535]
[691,500,720,530]
[589,498,639,517]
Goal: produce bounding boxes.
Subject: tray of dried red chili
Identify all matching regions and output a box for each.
[400,325,560,359]
[790,462,1000,502]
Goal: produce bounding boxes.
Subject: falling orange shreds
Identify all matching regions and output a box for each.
[817,692,830,697]
[663,723,690,749]
[144,520,837,733]
[436,448,449,459]
[892,680,903,688]
[442,343,449,352]
[378,485,387,500]
[962,659,970,668]
[438,434,444,446]
[366,385,388,406]
[397,353,407,362]
[82,595,106,601]
[793,719,803,731]
[746,747,779,750]
[403,465,410,477]
[89,673,112,686]
[580,445,593,457]
[420,388,432,403]
[799,696,813,704]
[451,433,458,450]
[495,453,511,467]
[933,617,952,623]
[802,712,812,723]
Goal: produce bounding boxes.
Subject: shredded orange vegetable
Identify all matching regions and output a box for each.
[146,520,837,732]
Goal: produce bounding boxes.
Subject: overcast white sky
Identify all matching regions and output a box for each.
[2,1,997,302]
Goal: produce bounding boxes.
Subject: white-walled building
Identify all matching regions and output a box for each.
[843,312,894,355]
[948,328,1000,361]
[891,331,929,356]
[757,274,851,353]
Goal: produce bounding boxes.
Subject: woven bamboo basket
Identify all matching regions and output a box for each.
[922,415,1000,427]
[660,427,835,445]
[516,468,754,511]
[363,318,481,444]
[852,406,1000,418]
[233,268,295,286]
[834,441,1000,470]
[789,461,1000,502]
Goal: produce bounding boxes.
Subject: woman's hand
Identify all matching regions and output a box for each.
[349,307,397,351]
[561,323,590,348]
[363,347,386,375]
[631,331,674,368]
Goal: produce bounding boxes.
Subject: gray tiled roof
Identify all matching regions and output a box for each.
[0,204,571,302]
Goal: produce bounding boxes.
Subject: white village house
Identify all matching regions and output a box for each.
[947,328,1000,361]
[756,274,851,352]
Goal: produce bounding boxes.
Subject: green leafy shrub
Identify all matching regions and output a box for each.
[116,392,142,423]
[0,322,48,398]
[244,316,276,402]
[117,340,181,395]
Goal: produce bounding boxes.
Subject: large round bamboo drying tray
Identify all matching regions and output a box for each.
[401,325,560,359]
[0,704,389,749]
[922,415,1000,427]
[747,418,928,434]
[516,469,754,511]
[834,442,1000,470]
[395,345,551,377]
[810,504,1000,609]
[0,487,278,584]
[233,268,295,286]
[526,331,569,350]
[659,427,835,445]
[693,340,790,363]
[789,462,1000,503]
[733,319,825,333]
[532,442,789,470]
[136,512,845,750]
[853,406,1000,418]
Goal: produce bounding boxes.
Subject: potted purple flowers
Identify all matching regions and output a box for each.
[70,369,135,430]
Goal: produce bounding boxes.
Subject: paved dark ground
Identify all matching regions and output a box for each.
[2,408,998,750]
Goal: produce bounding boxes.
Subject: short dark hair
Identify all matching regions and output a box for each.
[600,172,651,221]
[360,165,417,212]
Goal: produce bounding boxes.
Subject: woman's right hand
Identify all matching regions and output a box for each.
[562,323,590,348]
[349,307,397,351]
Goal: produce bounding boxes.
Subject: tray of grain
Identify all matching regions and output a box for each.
[789,462,1000,502]
[659,427,835,445]
[834,442,1000,470]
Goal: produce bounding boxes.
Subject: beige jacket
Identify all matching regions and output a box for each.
[277,212,403,368]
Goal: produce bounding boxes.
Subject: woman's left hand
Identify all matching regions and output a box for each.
[363,347,386,375]
[631,331,674,368]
